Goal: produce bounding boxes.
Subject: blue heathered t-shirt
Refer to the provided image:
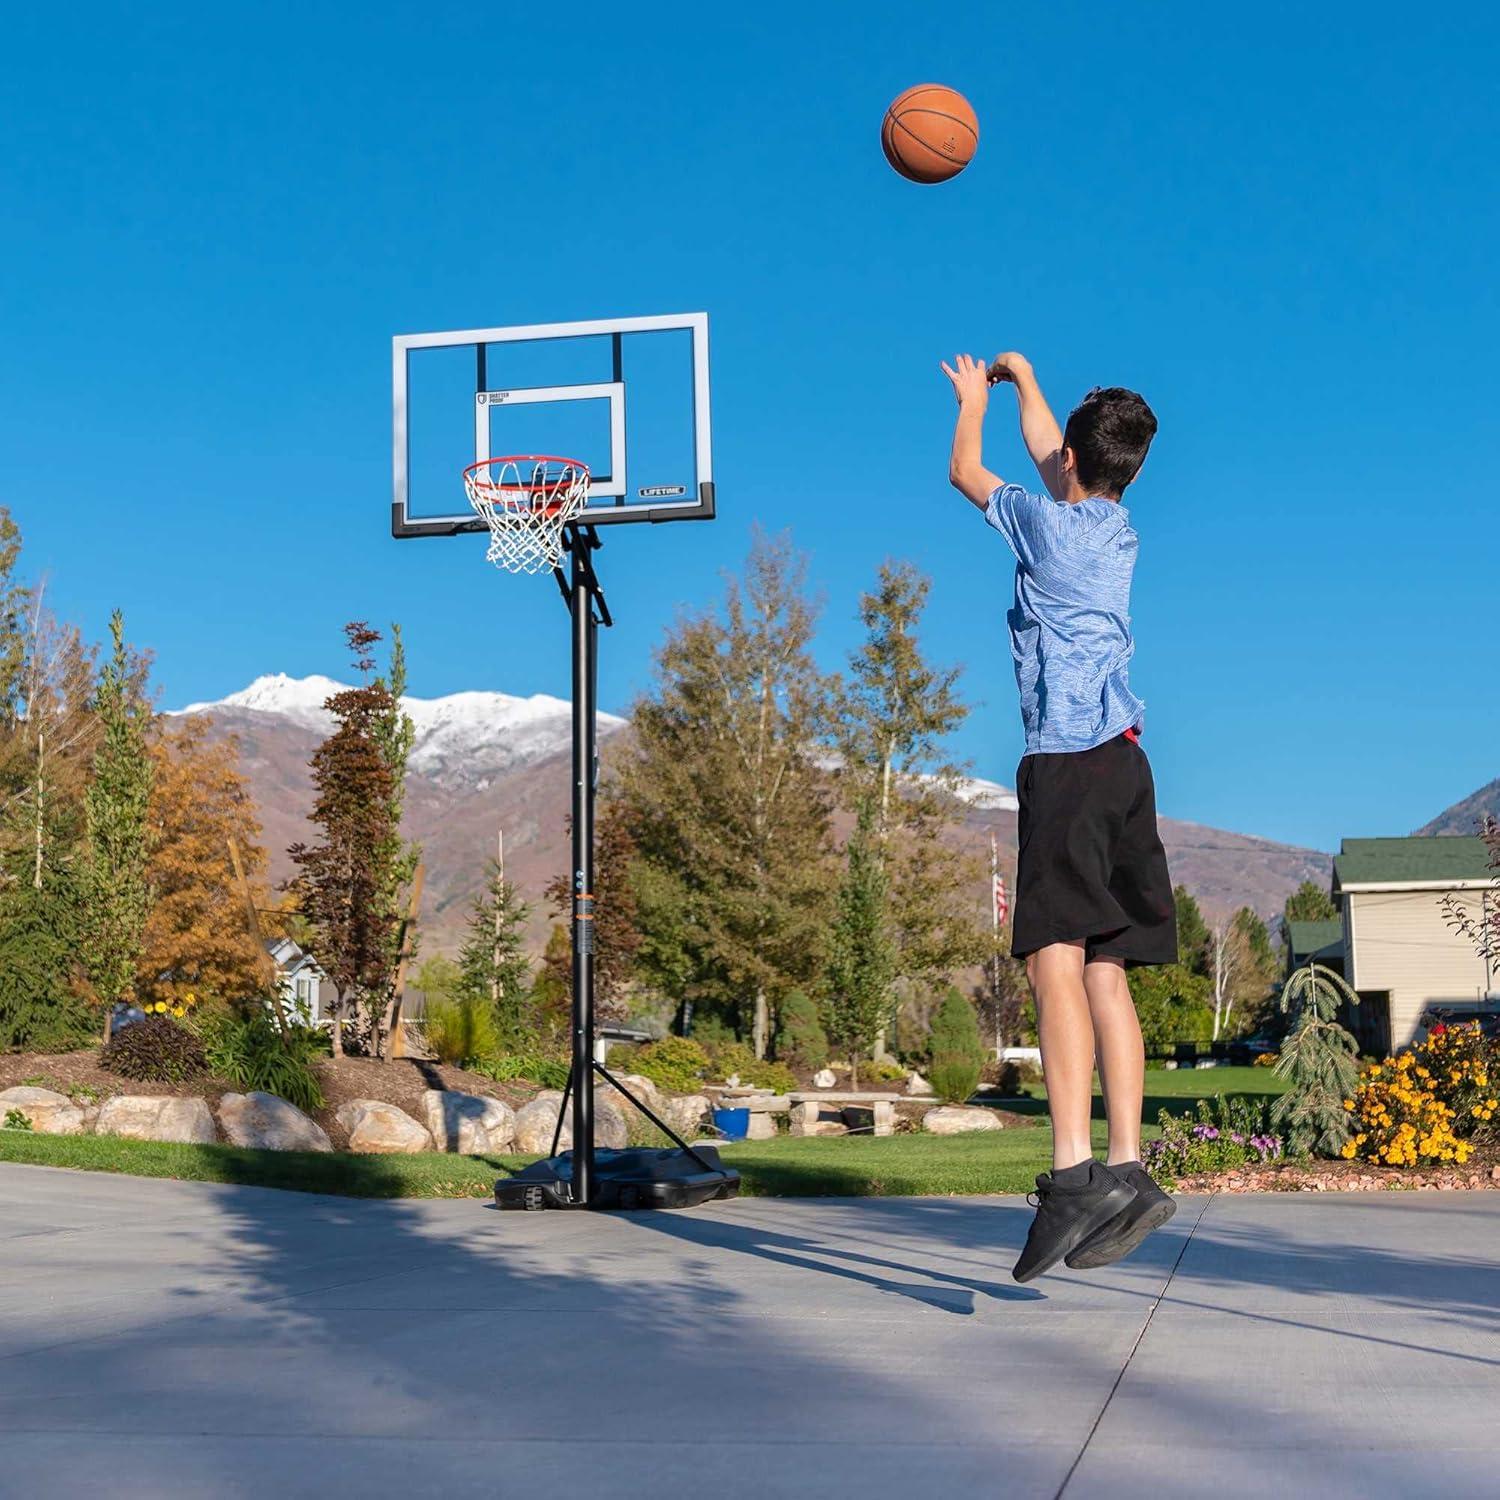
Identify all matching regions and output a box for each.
[983,483,1145,755]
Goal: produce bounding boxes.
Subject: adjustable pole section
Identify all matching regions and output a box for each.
[568,535,597,1206]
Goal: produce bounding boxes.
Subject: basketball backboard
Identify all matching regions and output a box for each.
[391,312,713,538]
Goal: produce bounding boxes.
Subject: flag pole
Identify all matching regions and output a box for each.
[990,832,1001,1056]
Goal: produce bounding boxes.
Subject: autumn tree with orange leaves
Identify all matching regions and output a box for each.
[138,717,271,1012]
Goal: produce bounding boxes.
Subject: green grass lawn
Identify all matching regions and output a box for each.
[0,1065,1288,1201]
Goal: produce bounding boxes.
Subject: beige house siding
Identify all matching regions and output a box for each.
[1346,889,1492,1047]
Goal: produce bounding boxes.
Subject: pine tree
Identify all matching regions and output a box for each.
[619,530,835,1055]
[288,625,402,1056]
[1271,962,1361,1157]
[458,860,533,1049]
[1283,879,1338,926]
[0,508,29,721]
[0,872,91,1051]
[821,801,895,1088]
[775,989,829,1071]
[838,561,984,991]
[139,718,270,1009]
[928,986,985,1104]
[78,611,154,1037]
[1174,886,1211,974]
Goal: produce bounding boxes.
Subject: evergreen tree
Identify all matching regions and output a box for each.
[619,530,834,1056]
[838,561,984,991]
[139,718,269,1009]
[928,986,985,1104]
[0,508,29,720]
[288,625,401,1056]
[1283,879,1338,925]
[458,860,533,1049]
[1271,963,1361,1157]
[0,873,91,1051]
[529,923,573,1049]
[821,801,895,1088]
[1173,885,1211,974]
[1128,962,1214,1052]
[78,611,154,1037]
[774,989,829,1072]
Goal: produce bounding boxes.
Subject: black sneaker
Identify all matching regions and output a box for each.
[1065,1161,1177,1269]
[1011,1162,1137,1283]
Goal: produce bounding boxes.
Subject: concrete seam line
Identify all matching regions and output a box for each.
[1054,1191,1218,1499]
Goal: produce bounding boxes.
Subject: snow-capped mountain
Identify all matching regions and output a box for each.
[172,673,628,789]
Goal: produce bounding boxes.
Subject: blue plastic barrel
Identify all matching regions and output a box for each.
[712,1107,750,1140]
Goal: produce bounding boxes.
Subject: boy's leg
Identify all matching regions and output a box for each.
[1083,956,1144,1164]
[1027,940,1096,1170]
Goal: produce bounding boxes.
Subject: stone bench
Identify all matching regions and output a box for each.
[709,1088,903,1138]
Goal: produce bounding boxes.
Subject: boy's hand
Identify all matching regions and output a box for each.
[987,351,1034,385]
[941,353,990,410]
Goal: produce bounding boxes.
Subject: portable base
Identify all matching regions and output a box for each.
[495,1146,740,1212]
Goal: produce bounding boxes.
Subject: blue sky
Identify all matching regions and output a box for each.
[3,4,1495,854]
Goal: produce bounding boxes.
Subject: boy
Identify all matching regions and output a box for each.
[941,351,1178,1283]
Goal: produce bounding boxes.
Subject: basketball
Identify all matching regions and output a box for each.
[881,83,978,184]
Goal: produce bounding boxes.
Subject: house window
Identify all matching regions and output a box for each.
[294,974,315,1019]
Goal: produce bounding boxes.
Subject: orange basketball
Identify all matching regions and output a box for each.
[881,83,978,184]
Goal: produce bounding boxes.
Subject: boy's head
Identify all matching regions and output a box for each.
[1062,387,1157,500]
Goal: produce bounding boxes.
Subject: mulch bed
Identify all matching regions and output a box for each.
[1177,1155,1500,1193]
[1,1049,542,1150]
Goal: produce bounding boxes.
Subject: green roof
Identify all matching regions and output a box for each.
[1333,836,1494,889]
[1286,919,1343,959]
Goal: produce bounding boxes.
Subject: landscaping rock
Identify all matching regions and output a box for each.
[421,1090,515,1153]
[95,1095,215,1145]
[513,1090,627,1154]
[811,1068,837,1089]
[922,1105,1002,1135]
[789,1100,845,1137]
[744,1112,777,1140]
[661,1093,710,1139]
[905,1071,935,1097]
[0,1086,86,1136]
[336,1099,433,1155]
[218,1092,332,1153]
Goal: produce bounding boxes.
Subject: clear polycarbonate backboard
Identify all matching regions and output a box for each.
[392,312,713,538]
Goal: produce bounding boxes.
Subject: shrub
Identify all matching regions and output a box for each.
[707,1040,796,1093]
[423,990,501,1068]
[199,1008,326,1113]
[470,1053,571,1090]
[1253,1051,1280,1067]
[864,1059,909,1084]
[101,1014,207,1084]
[991,1058,1043,1092]
[4,1108,34,1131]
[775,990,829,1072]
[928,988,984,1104]
[1339,1023,1494,1167]
[1143,1097,1283,1185]
[627,1036,711,1093]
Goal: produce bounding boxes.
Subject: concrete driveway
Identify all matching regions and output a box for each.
[1,1164,1496,1498]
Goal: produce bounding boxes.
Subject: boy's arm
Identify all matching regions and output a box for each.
[989,352,1066,503]
[941,353,1003,510]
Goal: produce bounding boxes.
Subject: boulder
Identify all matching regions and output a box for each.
[744,1111,777,1141]
[95,1095,215,1145]
[922,1105,1002,1135]
[602,1072,663,1116]
[421,1090,515,1153]
[905,1071,935,1097]
[0,1085,86,1136]
[811,1068,837,1089]
[661,1093,710,1139]
[336,1099,433,1155]
[218,1091,332,1153]
[513,1090,628,1154]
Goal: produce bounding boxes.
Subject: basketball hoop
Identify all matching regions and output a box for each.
[463,455,591,574]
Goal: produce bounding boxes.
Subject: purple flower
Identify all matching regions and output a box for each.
[1191,1124,1220,1140]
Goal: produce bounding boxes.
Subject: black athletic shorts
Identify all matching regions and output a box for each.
[1011,733,1177,966]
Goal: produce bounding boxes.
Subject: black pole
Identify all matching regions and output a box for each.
[568,531,597,1206]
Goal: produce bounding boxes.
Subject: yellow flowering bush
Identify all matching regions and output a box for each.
[1252,1051,1279,1068]
[146,989,200,1022]
[1339,1021,1496,1166]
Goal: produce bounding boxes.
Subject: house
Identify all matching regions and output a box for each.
[1285,919,1345,979]
[1329,836,1496,1054]
[267,938,330,1025]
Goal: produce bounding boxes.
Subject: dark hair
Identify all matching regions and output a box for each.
[1062,387,1158,498]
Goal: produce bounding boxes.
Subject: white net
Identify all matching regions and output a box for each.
[463,456,591,574]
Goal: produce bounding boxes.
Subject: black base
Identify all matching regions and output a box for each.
[494,1145,740,1212]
